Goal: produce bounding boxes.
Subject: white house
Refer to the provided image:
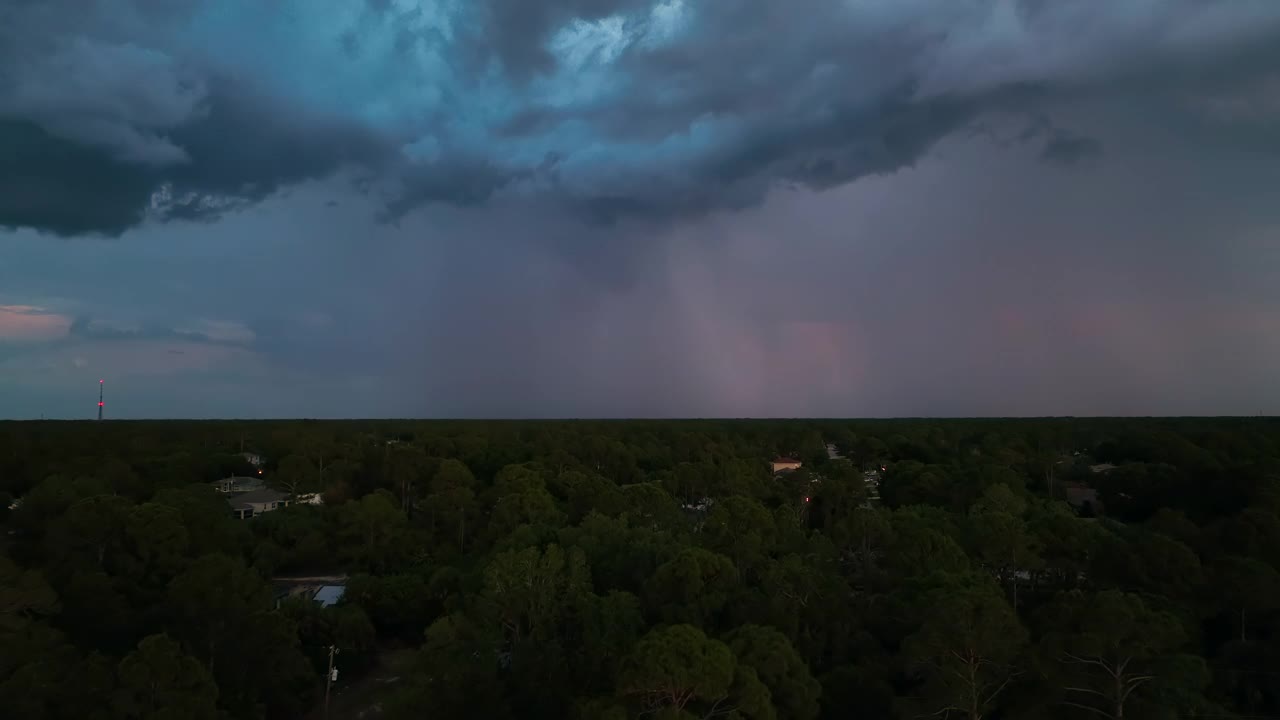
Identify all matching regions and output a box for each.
[212,476,265,494]
[227,488,291,519]
[862,470,882,503]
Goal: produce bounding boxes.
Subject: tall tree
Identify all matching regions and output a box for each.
[1212,555,1280,643]
[967,486,1041,610]
[336,490,410,572]
[389,613,512,720]
[425,460,478,552]
[273,454,319,500]
[832,506,894,587]
[114,634,219,720]
[898,584,1027,720]
[1040,590,1196,720]
[703,496,777,578]
[42,494,130,574]
[618,624,773,719]
[725,624,822,720]
[647,547,741,627]
[483,543,591,646]
[166,553,270,676]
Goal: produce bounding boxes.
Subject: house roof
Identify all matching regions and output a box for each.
[313,585,346,608]
[773,457,801,464]
[213,475,264,487]
[231,488,289,505]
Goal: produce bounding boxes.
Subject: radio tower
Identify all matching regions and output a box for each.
[97,379,105,421]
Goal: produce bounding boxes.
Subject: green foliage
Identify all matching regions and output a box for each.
[387,613,511,720]
[617,624,740,716]
[114,634,219,720]
[344,572,436,638]
[483,543,591,644]
[647,547,741,626]
[898,583,1027,720]
[1039,590,1194,719]
[0,556,58,630]
[559,511,676,595]
[152,484,247,557]
[702,496,776,577]
[3,418,1280,719]
[336,490,411,572]
[888,507,970,579]
[724,624,821,720]
[272,454,319,498]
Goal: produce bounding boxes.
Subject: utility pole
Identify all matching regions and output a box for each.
[324,645,339,720]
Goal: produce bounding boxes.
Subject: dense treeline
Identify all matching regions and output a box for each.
[2,418,1279,719]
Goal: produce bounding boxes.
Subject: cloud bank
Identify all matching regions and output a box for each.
[4,0,1280,237]
[3,1,1280,418]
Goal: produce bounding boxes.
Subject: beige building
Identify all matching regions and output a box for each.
[771,457,803,474]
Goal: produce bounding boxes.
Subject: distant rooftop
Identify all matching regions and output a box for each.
[213,475,264,486]
[232,488,289,506]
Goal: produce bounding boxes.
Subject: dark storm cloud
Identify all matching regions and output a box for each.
[337,0,1280,225]
[463,0,654,77]
[157,79,392,217]
[1040,129,1103,166]
[0,66,391,236]
[0,119,158,236]
[3,0,1280,238]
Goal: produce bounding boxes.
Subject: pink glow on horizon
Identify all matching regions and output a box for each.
[0,305,72,342]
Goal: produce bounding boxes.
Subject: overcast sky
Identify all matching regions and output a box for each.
[3,0,1280,419]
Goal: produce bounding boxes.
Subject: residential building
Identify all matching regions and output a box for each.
[229,488,291,519]
[862,470,882,503]
[272,577,349,609]
[240,452,264,467]
[216,474,289,519]
[212,476,265,494]
[772,457,803,474]
[1063,481,1102,515]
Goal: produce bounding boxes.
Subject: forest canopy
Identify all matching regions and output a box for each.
[2,417,1279,719]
